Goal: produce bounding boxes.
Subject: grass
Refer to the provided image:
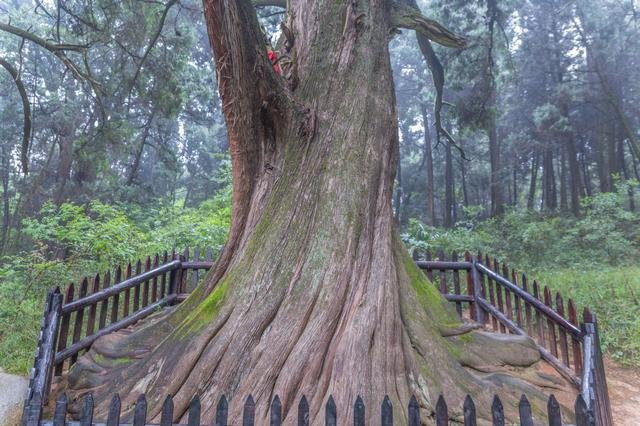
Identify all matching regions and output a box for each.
[532,266,640,367]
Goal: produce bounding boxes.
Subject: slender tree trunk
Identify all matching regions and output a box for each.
[542,147,557,211]
[444,135,455,227]
[560,149,568,212]
[0,145,10,254]
[579,143,593,197]
[461,153,469,208]
[527,152,539,210]
[66,2,552,423]
[488,115,504,216]
[421,104,436,226]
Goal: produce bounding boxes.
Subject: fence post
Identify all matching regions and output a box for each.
[470,256,486,324]
[582,315,613,426]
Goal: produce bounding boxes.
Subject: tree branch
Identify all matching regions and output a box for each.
[0,22,88,51]
[0,57,32,175]
[253,0,286,7]
[390,0,466,48]
[127,0,178,98]
[0,22,101,92]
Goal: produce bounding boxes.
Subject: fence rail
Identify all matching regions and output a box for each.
[22,247,613,426]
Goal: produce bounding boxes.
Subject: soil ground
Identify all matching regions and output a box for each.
[604,357,640,426]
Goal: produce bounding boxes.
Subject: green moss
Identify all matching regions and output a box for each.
[401,246,458,325]
[93,353,130,366]
[176,276,230,335]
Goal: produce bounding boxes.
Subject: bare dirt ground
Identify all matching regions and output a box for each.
[605,357,640,426]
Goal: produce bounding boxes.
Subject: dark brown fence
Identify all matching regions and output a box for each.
[32,390,596,426]
[22,248,612,426]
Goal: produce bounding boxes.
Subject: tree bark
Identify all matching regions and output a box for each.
[444,131,455,228]
[66,1,553,423]
[542,147,557,211]
[421,104,436,226]
[527,152,539,210]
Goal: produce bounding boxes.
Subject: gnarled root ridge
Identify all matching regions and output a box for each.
[62,240,570,425]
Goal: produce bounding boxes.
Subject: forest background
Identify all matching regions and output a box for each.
[0,0,639,375]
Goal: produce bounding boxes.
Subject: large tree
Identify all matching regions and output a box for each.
[67,1,556,423]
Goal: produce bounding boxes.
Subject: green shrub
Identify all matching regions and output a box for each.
[0,190,231,374]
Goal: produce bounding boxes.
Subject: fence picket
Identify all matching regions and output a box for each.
[80,394,93,426]
[133,394,147,426]
[463,395,476,426]
[243,395,255,426]
[568,299,583,375]
[188,395,201,426]
[512,269,523,328]
[494,260,506,333]
[491,395,504,426]
[464,252,477,320]
[521,274,533,336]
[298,396,309,426]
[86,274,100,337]
[160,394,173,426]
[216,395,228,426]
[575,395,595,426]
[53,393,67,426]
[123,264,132,317]
[98,271,111,330]
[106,393,120,426]
[408,395,420,426]
[152,254,159,303]
[111,266,121,323]
[548,395,562,426]
[485,255,498,330]
[325,395,336,426]
[544,287,559,357]
[502,265,513,329]
[182,248,189,293]
[270,395,282,426]
[133,261,142,312]
[518,394,533,426]
[381,395,393,426]
[435,395,448,426]
[192,247,200,290]
[438,250,448,295]
[143,257,151,308]
[556,293,570,366]
[532,281,544,343]
[161,251,168,297]
[70,278,89,365]
[425,251,434,281]
[452,252,462,316]
[54,283,74,375]
[354,395,365,426]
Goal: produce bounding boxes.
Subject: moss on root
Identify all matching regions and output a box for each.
[175,277,230,336]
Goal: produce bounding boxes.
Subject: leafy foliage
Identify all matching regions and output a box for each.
[0,185,230,374]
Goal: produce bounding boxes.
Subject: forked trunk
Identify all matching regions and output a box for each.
[66,1,561,423]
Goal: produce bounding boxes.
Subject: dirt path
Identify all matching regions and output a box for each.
[0,369,28,426]
[605,358,640,426]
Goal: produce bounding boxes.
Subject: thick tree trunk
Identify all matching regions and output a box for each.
[542,147,557,211]
[66,1,557,424]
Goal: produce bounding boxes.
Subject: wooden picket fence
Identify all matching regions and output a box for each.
[22,248,613,426]
[38,390,595,426]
